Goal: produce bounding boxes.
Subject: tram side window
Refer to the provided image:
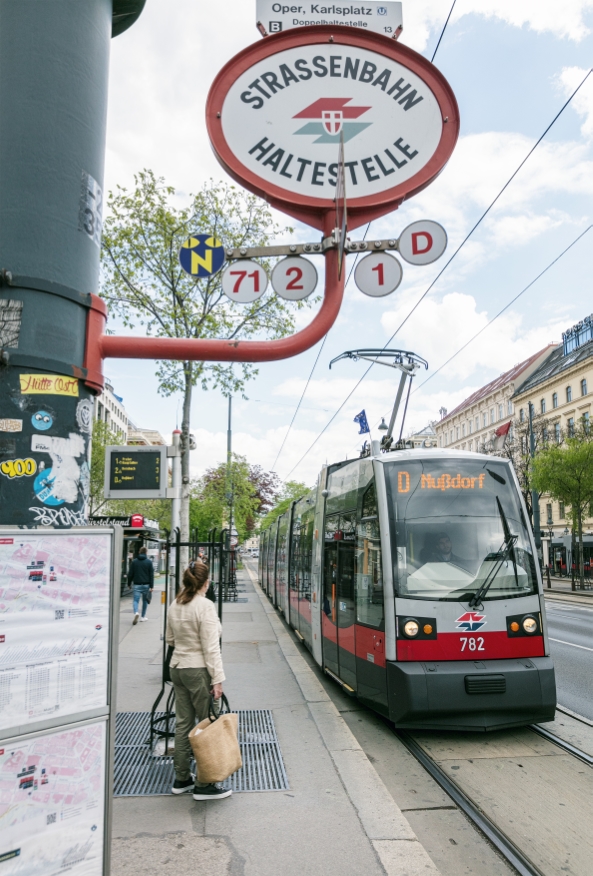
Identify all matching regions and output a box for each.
[356,481,384,628]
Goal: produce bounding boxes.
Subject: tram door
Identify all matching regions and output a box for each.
[322,512,356,689]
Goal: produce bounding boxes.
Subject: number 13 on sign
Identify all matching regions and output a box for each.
[222,259,268,303]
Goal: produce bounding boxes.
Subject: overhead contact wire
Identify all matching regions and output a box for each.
[272,222,371,472]
[284,68,592,478]
[431,0,457,63]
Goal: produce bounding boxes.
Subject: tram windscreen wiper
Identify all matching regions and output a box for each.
[468,497,518,608]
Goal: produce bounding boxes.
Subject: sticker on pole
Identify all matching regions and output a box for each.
[354,252,402,297]
[398,220,447,265]
[222,260,268,303]
[179,234,226,278]
[271,257,318,301]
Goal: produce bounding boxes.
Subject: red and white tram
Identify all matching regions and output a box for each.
[259,449,556,730]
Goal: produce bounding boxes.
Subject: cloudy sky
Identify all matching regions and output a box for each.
[104,0,593,485]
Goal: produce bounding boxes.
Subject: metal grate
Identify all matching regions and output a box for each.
[114,710,289,796]
[464,674,506,694]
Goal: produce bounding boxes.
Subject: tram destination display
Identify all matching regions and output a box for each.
[104,445,167,500]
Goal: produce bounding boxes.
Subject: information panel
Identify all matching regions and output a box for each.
[256,0,403,38]
[104,446,167,499]
[0,532,112,735]
[0,720,106,875]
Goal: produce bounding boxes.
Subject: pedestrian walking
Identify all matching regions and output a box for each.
[166,561,231,801]
[127,546,154,624]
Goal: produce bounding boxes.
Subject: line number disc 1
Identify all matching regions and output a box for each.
[398,220,447,265]
[221,259,268,303]
[354,252,403,298]
[271,256,318,301]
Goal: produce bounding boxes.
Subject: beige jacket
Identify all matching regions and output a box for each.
[166,594,225,684]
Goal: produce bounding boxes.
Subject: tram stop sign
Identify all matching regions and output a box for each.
[206,26,459,231]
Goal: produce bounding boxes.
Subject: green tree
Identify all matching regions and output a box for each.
[531,427,593,588]
[260,480,310,531]
[89,419,122,515]
[189,454,260,542]
[100,171,305,548]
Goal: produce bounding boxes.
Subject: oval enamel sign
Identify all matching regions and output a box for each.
[207,26,459,231]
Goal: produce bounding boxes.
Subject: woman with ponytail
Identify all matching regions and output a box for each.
[165,561,231,801]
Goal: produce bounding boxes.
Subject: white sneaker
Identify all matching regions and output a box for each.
[133,613,139,625]
[140,617,148,622]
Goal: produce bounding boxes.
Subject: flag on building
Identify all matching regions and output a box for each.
[493,421,512,451]
[354,410,370,434]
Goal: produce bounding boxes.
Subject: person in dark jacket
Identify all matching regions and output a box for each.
[128,546,154,625]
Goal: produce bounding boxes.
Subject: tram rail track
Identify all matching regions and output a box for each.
[395,729,545,876]
[530,723,593,766]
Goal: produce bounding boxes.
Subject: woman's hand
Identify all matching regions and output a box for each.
[211,683,223,700]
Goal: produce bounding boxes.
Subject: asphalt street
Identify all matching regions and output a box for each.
[545,599,593,721]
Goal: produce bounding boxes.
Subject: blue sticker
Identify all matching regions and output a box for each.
[33,467,65,506]
[179,234,225,278]
[32,411,53,431]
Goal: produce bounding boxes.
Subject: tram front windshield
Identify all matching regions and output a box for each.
[385,459,538,601]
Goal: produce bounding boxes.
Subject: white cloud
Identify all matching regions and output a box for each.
[402,0,593,51]
[381,291,572,381]
[557,66,593,140]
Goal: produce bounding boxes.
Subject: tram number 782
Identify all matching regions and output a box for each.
[460,636,485,652]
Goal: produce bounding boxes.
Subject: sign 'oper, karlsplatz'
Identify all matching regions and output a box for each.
[207,26,458,230]
[256,1,403,38]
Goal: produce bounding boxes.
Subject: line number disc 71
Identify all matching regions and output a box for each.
[354,251,403,297]
[221,259,268,303]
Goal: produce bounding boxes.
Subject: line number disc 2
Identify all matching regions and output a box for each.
[354,252,403,298]
[221,259,268,303]
[398,220,447,265]
[271,256,318,301]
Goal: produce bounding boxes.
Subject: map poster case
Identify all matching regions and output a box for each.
[0,531,113,737]
[0,718,106,876]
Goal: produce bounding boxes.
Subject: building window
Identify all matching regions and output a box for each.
[507,399,513,415]
[481,413,486,428]
[476,416,480,431]
[543,426,548,442]
[559,502,565,519]
[552,392,558,408]
[450,431,453,444]
[541,398,546,414]
[490,408,495,424]
[568,417,575,437]
[519,408,525,423]
[469,420,473,435]
[567,386,572,403]
[462,423,466,437]
[468,440,473,451]
[455,427,459,440]
[581,378,588,396]
[555,422,561,442]
[546,504,553,525]
[584,411,590,433]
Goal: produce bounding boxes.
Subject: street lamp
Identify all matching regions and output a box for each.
[378,418,388,432]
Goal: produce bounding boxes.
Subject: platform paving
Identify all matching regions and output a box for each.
[111,568,440,876]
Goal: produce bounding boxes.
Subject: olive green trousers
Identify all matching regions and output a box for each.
[171,666,214,787]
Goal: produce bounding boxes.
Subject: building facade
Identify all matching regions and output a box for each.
[126,423,166,446]
[434,347,555,452]
[512,316,593,570]
[93,378,128,441]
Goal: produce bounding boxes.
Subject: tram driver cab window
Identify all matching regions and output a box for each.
[355,480,384,628]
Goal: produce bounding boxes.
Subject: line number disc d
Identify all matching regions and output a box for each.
[354,252,403,298]
[271,256,318,301]
[221,259,268,303]
[398,220,447,265]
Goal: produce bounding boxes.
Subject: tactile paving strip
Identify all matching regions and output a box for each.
[114,710,289,796]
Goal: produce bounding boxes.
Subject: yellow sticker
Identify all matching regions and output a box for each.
[0,458,37,479]
[19,374,79,397]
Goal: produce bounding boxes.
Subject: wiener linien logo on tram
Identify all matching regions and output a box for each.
[222,45,442,198]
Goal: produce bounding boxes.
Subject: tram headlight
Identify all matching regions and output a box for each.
[403,620,419,637]
[522,616,538,634]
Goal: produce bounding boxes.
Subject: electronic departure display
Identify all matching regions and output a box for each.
[104,446,167,499]
[110,451,160,490]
